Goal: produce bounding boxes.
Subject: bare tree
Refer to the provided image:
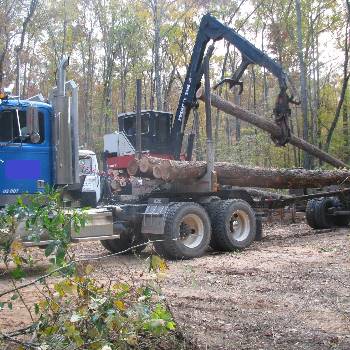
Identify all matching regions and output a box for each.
[15,0,39,97]
[325,0,350,155]
[295,0,311,169]
[0,0,18,89]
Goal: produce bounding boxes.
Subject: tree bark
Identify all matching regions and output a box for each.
[196,89,348,168]
[152,0,162,110]
[295,0,311,169]
[325,9,350,153]
[135,156,350,189]
[158,159,206,182]
[15,0,39,97]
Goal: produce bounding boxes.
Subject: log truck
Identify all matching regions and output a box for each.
[0,14,349,259]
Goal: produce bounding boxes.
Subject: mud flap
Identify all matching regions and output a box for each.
[141,200,170,235]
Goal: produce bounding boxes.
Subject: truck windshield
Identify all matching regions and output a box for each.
[79,157,92,175]
[0,109,45,144]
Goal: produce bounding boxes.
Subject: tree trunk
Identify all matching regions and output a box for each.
[134,156,350,189]
[325,14,350,153]
[15,0,39,97]
[152,0,162,110]
[343,90,349,163]
[295,0,311,169]
[196,89,348,168]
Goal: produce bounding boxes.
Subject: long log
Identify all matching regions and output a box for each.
[196,89,348,169]
[214,163,350,188]
[159,159,206,182]
[136,156,350,189]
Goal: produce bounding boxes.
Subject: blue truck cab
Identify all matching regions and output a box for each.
[0,99,53,205]
[0,57,80,207]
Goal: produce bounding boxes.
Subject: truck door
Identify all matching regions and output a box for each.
[0,107,52,204]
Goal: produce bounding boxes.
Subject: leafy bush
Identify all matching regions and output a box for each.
[0,190,180,349]
[36,269,176,349]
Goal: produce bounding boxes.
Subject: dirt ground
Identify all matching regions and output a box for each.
[1,217,349,349]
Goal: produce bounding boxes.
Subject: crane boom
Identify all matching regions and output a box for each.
[171,13,294,159]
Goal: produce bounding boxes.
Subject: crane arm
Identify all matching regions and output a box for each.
[171,13,295,159]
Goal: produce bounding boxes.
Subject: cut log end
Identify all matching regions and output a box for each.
[127,158,139,176]
[153,165,163,179]
[139,156,151,173]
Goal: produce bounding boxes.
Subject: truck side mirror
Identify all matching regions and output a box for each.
[26,107,40,143]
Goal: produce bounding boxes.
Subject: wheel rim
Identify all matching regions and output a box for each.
[178,214,204,248]
[228,209,251,242]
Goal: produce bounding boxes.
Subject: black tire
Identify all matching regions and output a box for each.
[202,200,225,250]
[100,231,147,254]
[153,202,211,260]
[210,199,256,251]
[314,197,335,229]
[306,199,318,229]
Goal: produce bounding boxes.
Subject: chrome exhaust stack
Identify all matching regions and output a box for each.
[50,57,80,187]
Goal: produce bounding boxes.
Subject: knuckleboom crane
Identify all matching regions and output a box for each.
[104,14,297,185]
[172,13,298,159]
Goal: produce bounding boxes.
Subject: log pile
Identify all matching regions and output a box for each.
[128,156,350,189]
[126,90,350,190]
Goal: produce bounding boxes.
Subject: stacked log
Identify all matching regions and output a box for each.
[127,156,350,189]
[126,91,350,190]
[127,158,140,176]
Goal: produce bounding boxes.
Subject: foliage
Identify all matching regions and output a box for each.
[1,0,350,168]
[0,190,178,349]
[0,188,87,268]
[35,271,176,349]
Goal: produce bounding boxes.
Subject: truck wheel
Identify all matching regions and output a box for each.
[100,232,147,254]
[210,199,256,251]
[153,202,211,260]
[306,199,318,229]
[314,197,335,229]
[202,200,225,250]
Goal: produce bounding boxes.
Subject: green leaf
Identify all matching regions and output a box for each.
[11,293,19,301]
[11,266,25,280]
[55,246,66,266]
[44,242,56,257]
[34,303,40,315]
[166,321,176,330]
[150,255,168,272]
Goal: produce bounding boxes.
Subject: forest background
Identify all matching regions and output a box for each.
[1,0,349,170]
